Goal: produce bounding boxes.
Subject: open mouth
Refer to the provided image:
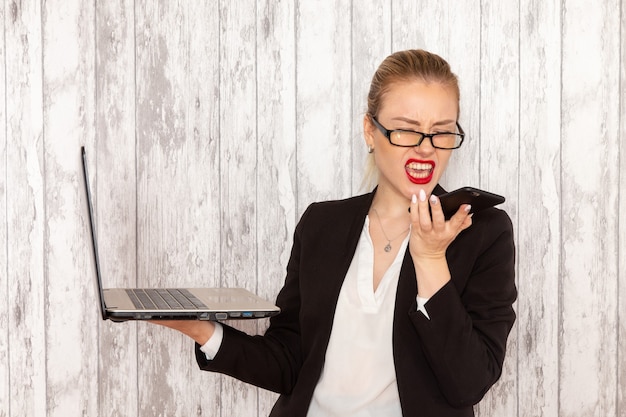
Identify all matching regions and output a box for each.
[405,159,435,184]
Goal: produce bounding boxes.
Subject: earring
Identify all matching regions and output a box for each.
[367,145,374,154]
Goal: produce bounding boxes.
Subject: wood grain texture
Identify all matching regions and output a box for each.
[42,1,99,415]
[1,1,625,416]
[438,2,482,189]
[351,0,391,193]
[518,1,562,416]
[0,2,8,417]
[474,2,520,416]
[94,0,138,416]
[616,1,626,417]
[183,2,223,414]
[4,1,46,416]
[560,0,621,416]
[134,2,222,416]
[218,1,261,415]
[295,0,353,208]
[255,0,297,414]
[214,0,262,416]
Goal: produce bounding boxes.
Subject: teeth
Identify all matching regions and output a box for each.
[406,162,432,171]
[406,162,433,179]
[408,170,429,178]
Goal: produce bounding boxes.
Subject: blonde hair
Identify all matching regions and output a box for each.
[362,49,460,190]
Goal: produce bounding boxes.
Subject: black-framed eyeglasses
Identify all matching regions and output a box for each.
[370,115,465,150]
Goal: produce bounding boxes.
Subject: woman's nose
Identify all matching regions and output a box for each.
[412,135,436,154]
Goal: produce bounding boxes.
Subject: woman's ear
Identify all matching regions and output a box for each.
[363,114,375,149]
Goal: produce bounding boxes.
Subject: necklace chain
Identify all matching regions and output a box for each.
[372,208,410,252]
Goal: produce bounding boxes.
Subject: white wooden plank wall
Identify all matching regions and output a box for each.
[0,1,624,416]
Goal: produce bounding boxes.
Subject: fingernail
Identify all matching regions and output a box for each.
[412,194,417,204]
[465,205,472,213]
[419,189,426,201]
[429,195,438,204]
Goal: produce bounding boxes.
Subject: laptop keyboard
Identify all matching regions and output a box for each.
[126,288,208,310]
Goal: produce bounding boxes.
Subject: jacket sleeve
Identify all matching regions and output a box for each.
[410,209,517,407]
[194,206,313,394]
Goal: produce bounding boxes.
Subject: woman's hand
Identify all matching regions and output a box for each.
[408,189,473,297]
[148,319,216,345]
[409,189,473,258]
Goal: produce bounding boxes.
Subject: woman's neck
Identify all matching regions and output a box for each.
[370,186,412,219]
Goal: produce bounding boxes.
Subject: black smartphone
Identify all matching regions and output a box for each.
[438,187,505,219]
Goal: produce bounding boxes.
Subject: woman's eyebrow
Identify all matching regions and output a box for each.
[391,116,456,128]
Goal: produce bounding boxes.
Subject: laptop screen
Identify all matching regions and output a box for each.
[81,147,107,320]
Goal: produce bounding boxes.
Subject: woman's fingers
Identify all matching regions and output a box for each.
[449,204,473,232]
[410,189,434,230]
[410,191,474,255]
[148,319,215,345]
[428,194,445,228]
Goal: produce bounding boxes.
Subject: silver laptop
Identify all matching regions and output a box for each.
[81,147,280,322]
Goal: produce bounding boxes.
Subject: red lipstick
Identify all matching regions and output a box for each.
[405,159,435,184]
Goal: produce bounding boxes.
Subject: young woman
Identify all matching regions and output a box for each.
[154,49,517,417]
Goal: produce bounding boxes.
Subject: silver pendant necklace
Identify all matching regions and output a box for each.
[372,208,410,252]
